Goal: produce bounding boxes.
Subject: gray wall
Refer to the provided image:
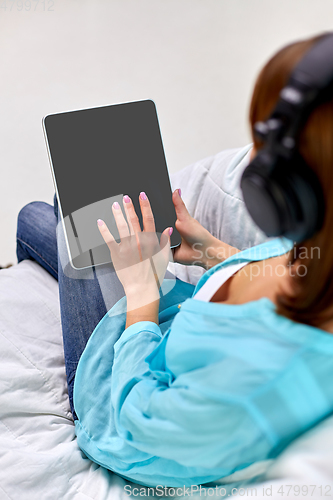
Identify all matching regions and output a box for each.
[1,0,332,264]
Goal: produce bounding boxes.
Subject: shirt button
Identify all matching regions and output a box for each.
[178,304,182,309]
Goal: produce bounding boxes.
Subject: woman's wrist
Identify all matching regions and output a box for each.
[125,283,160,302]
[201,237,240,270]
[125,286,160,329]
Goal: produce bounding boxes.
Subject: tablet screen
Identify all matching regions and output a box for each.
[43,99,180,270]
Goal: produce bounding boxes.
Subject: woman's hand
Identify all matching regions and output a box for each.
[171,189,240,269]
[171,189,218,268]
[97,192,172,296]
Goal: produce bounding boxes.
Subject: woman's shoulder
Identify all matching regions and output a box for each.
[176,293,333,347]
[192,237,294,298]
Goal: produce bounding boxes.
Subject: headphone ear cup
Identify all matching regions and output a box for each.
[282,154,325,241]
[241,156,292,238]
[241,153,324,242]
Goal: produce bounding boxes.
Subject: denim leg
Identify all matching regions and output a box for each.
[16,195,127,420]
[16,201,59,280]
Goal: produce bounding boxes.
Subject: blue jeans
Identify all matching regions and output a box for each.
[16,195,176,420]
[15,196,125,419]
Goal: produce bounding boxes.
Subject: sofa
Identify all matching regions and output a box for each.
[1,144,332,499]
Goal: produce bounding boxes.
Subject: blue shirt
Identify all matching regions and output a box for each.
[73,237,333,487]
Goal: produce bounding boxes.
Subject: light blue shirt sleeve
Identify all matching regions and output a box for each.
[110,319,272,472]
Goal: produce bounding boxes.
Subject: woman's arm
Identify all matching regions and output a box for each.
[124,235,241,328]
[124,235,240,328]
[109,322,272,474]
[198,236,241,270]
[125,286,160,329]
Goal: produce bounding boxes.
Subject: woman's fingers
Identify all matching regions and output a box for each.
[111,201,130,240]
[122,195,141,236]
[139,191,156,234]
[99,191,158,247]
[97,219,117,248]
[159,227,172,261]
[152,227,172,287]
[172,188,190,222]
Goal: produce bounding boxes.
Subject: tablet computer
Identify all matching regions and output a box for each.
[42,99,181,270]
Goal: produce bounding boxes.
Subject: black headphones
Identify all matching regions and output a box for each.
[240,32,333,243]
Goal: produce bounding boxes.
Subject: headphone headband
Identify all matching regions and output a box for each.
[240,33,333,242]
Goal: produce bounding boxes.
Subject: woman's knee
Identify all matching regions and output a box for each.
[17,202,44,233]
[18,201,44,219]
[17,201,55,239]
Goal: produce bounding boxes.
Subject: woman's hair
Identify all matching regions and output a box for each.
[249,32,333,328]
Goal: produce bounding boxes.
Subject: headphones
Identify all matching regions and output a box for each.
[240,32,333,243]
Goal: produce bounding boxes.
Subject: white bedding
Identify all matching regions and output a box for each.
[1,144,333,499]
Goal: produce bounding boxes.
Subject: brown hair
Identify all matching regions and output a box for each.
[249,32,333,328]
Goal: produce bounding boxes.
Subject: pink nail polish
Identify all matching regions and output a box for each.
[113,202,120,209]
[169,227,173,236]
[140,191,147,200]
[178,188,181,197]
[123,195,131,203]
[97,219,104,226]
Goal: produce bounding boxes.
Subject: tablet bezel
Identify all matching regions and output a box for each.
[42,98,181,271]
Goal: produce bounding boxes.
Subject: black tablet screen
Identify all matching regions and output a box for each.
[43,99,180,269]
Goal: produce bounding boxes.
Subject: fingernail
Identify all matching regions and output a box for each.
[178,188,181,197]
[113,202,120,209]
[123,195,131,203]
[169,227,173,236]
[140,191,147,200]
[97,219,104,226]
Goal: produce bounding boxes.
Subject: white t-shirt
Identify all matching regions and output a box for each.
[192,261,250,302]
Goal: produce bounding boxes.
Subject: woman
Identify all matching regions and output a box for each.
[16,32,333,487]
